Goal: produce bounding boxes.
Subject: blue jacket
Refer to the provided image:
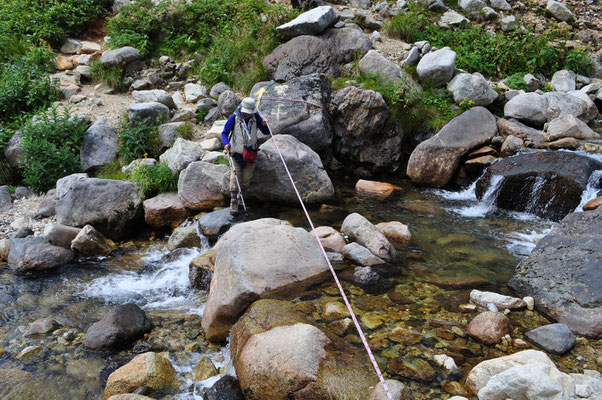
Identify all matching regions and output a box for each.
[221,113,271,147]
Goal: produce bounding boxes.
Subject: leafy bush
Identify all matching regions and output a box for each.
[20,109,90,192]
[90,60,126,92]
[119,119,162,163]
[126,163,178,198]
[504,73,528,90]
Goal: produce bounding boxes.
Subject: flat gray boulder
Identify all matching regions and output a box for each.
[551,70,576,92]
[407,106,498,187]
[545,115,600,142]
[80,118,118,172]
[201,219,330,342]
[546,0,574,21]
[100,46,143,66]
[544,91,598,122]
[7,237,74,275]
[198,208,237,239]
[439,9,469,27]
[84,303,152,350]
[509,209,602,338]
[128,102,169,125]
[525,323,576,355]
[341,213,396,262]
[178,161,229,211]
[416,47,456,87]
[264,28,371,81]
[250,74,332,154]
[159,138,205,173]
[276,6,339,37]
[504,92,549,126]
[132,90,176,109]
[359,50,403,83]
[249,135,334,204]
[55,176,143,240]
[447,73,498,106]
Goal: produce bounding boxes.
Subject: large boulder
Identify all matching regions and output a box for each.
[104,352,176,397]
[177,161,229,210]
[80,118,119,172]
[55,176,143,241]
[544,91,598,122]
[276,5,339,36]
[331,86,405,172]
[447,73,498,106]
[100,46,143,66]
[508,209,602,338]
[248,135,334,204]
[263,28,371,81]
[143,192,189,228]
[44,222,82,247]
[7,237,74,275]
[201,219,331,342]
[230,300,377,400]
[71,225,117,257]
[551,70,576,92]
[416,47,456,87]
[132,90,176,109]
[497,118,547,147]
[475,152,601,221]
[158,122,185,150]
[198,208,237,238]
[407,107,498,187]
[217,90,239,116]
[250,73,332,154]
[128,102,169,125]
[84,304,152,350]
[359,50,403,83]
[4,131,24,169]
[159,138,205,173]
[504,92,548,126]
[545,114,600,142]
[546,0,574,22]
[341,213,396,261]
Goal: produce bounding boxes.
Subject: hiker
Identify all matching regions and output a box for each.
[221,97,271,215]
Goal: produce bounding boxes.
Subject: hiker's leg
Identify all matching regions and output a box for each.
[240,162,256,193]
[229,158,243,194]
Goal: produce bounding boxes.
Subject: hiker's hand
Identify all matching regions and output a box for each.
[262,119,268,127]
[224,144,231,152]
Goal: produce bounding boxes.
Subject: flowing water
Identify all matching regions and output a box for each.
[0,149,601,399]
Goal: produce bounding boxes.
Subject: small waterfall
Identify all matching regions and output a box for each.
[445,175,504,218]
[523,176,547,215]
[575,170,602,212]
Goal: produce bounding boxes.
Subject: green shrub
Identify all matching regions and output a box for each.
[504,73,528,90]
[90,60,126,92]
[177,122,194,140]
[384,8,431,43]
[20,109,90,192]
[96,160,127,181]
[126,163,178,198]
[119,119,162,163]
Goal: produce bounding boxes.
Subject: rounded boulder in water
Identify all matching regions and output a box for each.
[525,323,576,355]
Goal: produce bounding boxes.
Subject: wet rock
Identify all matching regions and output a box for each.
[178,161,229,211]
[16,345,44,362]
[497,118,546,147]
[217,90,239,116]
[56,176,143,241]
[189,248,215,290]
[341,213,396,261]
[100,46,143,67]
[504,92,548,126]
[250,74,331,154]
[443,382,470,397]
[466,311,511,344]
[433,354,460,376]
[104,352,176,397]
[355,180,399,199]
[407,106,498,187]
[368,379,406,400]
[167,226,201,251]
[201,219,330,342]
[132,90,176,109]
[128,102,169,125]
[470,289,526,310]
[322,301,350,321]
[276,6,339,37]
[417,47,456,87]
[0,239,10,260]
[500,135,524,155]
[344,266,393,294]
[23,318,61,337]
[375,221,411,249]
[7,237,74,275]
[388,327,423,344]
[525,323,576,355]
[71,224,117,257]
[263,28,371,81]
[545,115,599,141]
[193,357,218,381]
[143,192,189,229]
[204,375,245,400]
[44,223,82,247]
[80,118,118,172]
[85,304,152,350]
[159,138,205,173]
[475,152,601,221]
[250,135,334,204]
[447,73,498,106]
[342,242,386,266]
[545,137,581,150]
[388,290,415,305]
[388,357,436,382]
[198,209,236,238]
[359,50,404,83]
[311,226,346,253]
[583,196,602,211]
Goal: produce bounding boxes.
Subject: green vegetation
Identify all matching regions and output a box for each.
[90,61,126,92]
[118,119,162,163]
[177,122,194,140]
[126,163,178,198]
[385,10,593,78]
[20,109,91,192]
[106,0,298,91]
[504,73,529,90]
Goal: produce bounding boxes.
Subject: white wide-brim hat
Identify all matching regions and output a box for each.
[240,97,257,114]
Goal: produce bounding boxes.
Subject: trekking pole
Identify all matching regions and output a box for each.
[227,150,247,212]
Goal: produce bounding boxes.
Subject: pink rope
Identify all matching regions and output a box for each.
[256,108,393,400]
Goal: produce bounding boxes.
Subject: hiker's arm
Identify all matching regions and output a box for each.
[221,114,236,150]
[256,114,271,135]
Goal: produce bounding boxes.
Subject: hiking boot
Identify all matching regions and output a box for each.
[230,197,239,215]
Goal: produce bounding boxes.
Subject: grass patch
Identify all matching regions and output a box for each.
[177,122,194,140]
[90,61,126,92]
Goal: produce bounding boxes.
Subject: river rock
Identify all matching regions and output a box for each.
[525,323,576,355]
[71,225,117,257]
[189,248,215,290]
[84,304,152,350]
[355,180,399,199]
[167,226,201,251]
[388,357,436,382]
[475,151,601,221]
[466,311,511,344]
[249,135,334,204]
[159,138,205,173]
[447,73,498,106]
[359,50,403,83]
[80,118,118,172]
[342,242,386,266]
[277,5,339,36]
[551,70,576,92]
[341,213,396,261]
[100,46,143,66]
[263,27,371,81]
[56,176,143,240]
[201,219,330,342]
[143,192,189,228]
[544,91,598,122]
[204,375,244,400]
[375,222,411,248]
[198,208,236,238]
[509,209,602,337]
[546,114,599,142]
[23,318,61,337]
[407,107,498,187]
[104,352,176,397]
[546,0,574,21]
[368,379,406,400]
[132,90,176,109]
[497,118,547,146]
[417,47,456,87]
[311,226,346,253]
[108,395,156,400]
[500,135,524,155]
[504,92,548,126]
[583,196,602,211]
[345,266,394,294]
[7,237,74,275]
[44,223,82,247]
[177,161,229,210]
[250,73,332,154]
[470,289,526,310]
